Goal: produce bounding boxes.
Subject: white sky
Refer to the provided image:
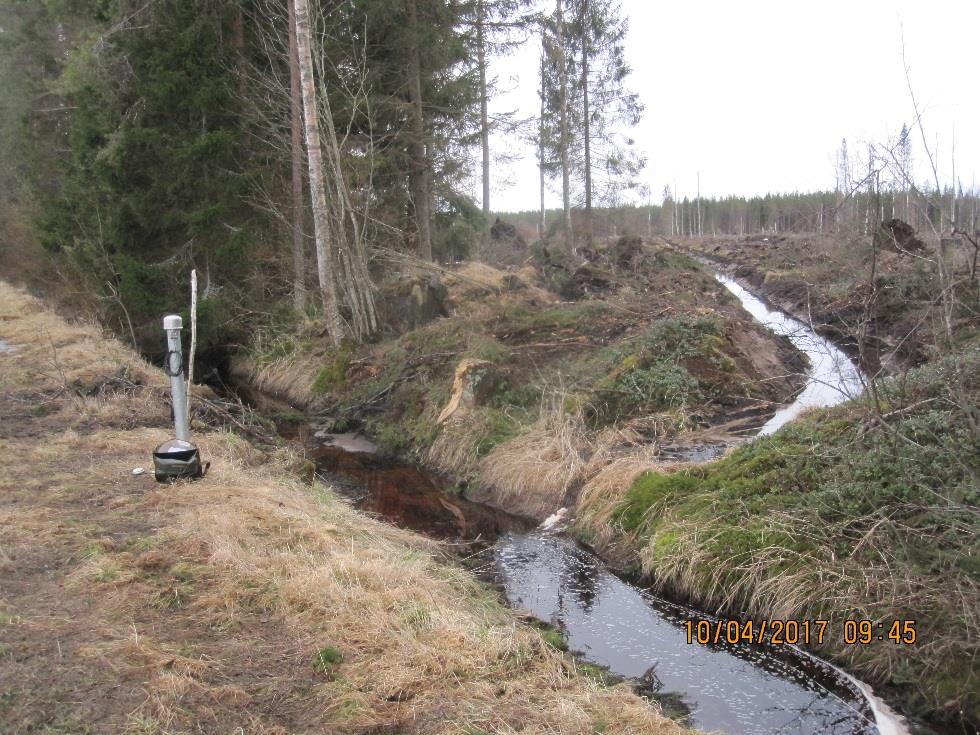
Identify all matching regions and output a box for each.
[482,0,980,212]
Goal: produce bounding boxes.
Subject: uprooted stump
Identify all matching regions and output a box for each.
[612,235,644,268]
[876,218,927,255]
[383,275,450,332]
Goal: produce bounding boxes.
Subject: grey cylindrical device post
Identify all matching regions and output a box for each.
[163,314,189,441]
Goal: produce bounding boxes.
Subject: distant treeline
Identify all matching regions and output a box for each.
[502,188,980,241]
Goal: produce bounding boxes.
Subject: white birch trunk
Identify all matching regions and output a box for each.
[293,0,344,343]
[287,0,307,312]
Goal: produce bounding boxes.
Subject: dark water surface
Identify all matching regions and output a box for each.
[297,274,906,735]
[311,443,882,735]
[494,531,878,734]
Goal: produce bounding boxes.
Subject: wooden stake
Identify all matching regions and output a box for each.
[187,268,198,419]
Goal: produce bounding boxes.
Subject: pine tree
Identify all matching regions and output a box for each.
[460,0,536,222]
[539,0,642,243]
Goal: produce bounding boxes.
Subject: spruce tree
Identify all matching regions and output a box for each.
[539,0,643,243]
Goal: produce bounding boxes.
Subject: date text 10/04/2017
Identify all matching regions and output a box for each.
[683,619,917,646]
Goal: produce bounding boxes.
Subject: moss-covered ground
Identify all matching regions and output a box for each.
[577,337,980,731]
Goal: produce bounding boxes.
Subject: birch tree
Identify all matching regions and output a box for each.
[287,0,306,312]
[292,0,344,342]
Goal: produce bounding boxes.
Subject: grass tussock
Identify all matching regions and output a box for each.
[0,279,691,734]
[231,344,323,408]
[573,366,980,728]
[575,457,688,558]
[479,398,590,519]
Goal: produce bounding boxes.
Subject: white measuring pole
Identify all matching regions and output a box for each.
[163,314,189,442]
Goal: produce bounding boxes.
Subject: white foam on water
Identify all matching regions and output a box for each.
[539,507,569,532]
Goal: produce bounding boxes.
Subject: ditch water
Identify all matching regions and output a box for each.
[298,275,909,735]
[714,274,865,436]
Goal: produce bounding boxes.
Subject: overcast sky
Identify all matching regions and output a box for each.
[483,0,980,213]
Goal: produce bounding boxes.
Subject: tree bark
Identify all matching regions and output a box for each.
[287,0,307,312]
[580,0,592,244]
[538,43,546,240]
[293,0,344,343]
[231,5,247,98]
[477,0,490,222]
[319,77,379,339]
[406,0,433,261]
[556,0,572,243]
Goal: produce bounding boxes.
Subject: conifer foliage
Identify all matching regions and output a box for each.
[0,0,645,348]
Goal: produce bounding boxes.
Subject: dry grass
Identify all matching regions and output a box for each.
[0,285,161,394]
[230,347,324,408]
[479,400,590,520]
[443,262,556,319]
[0,279,693,734]
[427,415,484,478]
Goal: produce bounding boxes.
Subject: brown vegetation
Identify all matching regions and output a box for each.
[0,281,692,734]
[237,242,807,521]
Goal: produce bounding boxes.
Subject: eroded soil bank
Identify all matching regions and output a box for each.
[232,240,808,523]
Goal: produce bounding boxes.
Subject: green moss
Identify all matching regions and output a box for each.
[617,471,701,532]
[586,316,735,423]
[598,360,980,726]
[311,344,354,395]
[472,407,526,457]
[495,300,613,335]
[464,334,508,363]
[532,621,568,651]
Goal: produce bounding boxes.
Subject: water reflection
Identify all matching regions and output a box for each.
[493,532,878,735]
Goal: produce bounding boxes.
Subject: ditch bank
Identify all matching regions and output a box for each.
[224,259,936,734]
[228,250,976,731]
[0,279,697,735]
[230,249,809,524]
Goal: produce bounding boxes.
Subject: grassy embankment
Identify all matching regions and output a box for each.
[574,234,979,729]
[235,242,805,520]
[0,280,692,734]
